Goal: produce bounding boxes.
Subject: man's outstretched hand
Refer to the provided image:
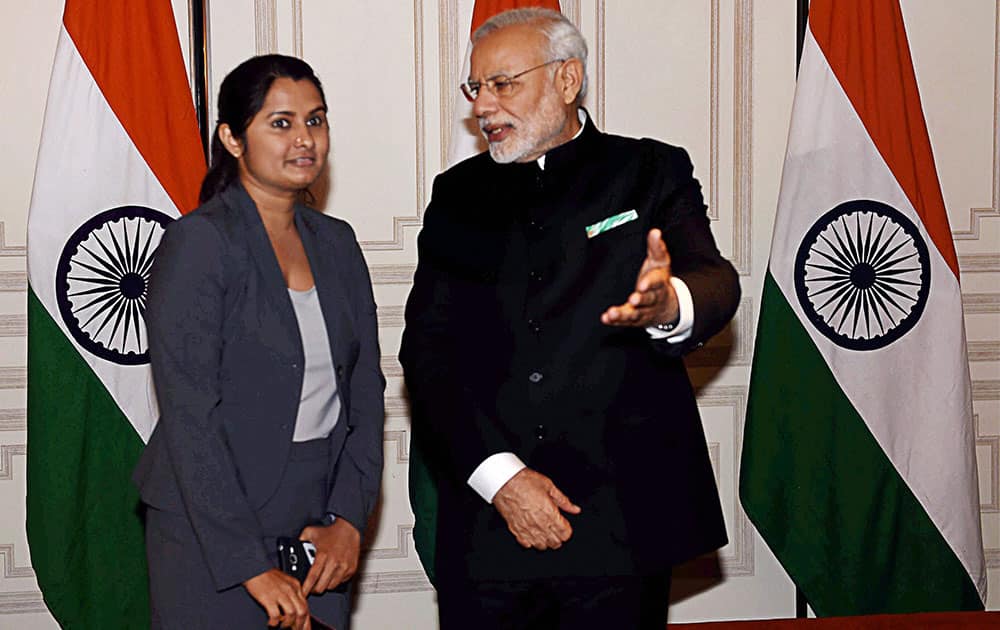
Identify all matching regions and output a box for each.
[601,228,679,328]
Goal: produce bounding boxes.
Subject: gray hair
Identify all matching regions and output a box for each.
[473,8,588,103]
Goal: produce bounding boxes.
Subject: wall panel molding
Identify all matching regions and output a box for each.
[0,543,33,579]
[976,413,999,514]
[0,272,25,293]
[358,569,432,594]
[0,591,46,615]
[732,0,753,275]
[690,384,754,577]
[0,444,26,482]
[594,1,606,129]
[0,368,25,391]
[254,0,277,55]
[959,254,1000,274]
[291,0,304,58]
[384,429,410,465]
[0,410,25,432]
[964,293,1000,313]
[0,223,25,258]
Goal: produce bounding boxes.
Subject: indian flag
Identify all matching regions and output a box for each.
[739,0,986,615]
[25,0,204,626]
[410,0,562,584]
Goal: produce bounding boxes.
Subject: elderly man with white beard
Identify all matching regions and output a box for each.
[400,8,740,629]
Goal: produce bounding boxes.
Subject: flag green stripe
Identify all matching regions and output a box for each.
[740,272,982,615]
[26,288,150,628]
[409,430,438,586]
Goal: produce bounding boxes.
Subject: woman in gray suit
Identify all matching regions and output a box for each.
[133,55,385,630]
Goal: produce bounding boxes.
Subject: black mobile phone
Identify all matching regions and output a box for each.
[276,537,316,582]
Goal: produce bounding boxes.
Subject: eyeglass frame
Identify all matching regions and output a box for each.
[460,58,566,102]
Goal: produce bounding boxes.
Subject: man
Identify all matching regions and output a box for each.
[400,8,739,628]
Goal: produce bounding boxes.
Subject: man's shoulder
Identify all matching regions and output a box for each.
[596,130,692,170]
[437,150,496,181]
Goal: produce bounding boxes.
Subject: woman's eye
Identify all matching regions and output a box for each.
[271,119,290,128]
[307,116,325,127]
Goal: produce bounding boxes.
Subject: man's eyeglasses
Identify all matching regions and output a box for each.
[460,59,565,102]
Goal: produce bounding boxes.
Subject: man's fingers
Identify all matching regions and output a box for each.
[635,267,668,295]
[548,485,581,515]
[646,229,670,263]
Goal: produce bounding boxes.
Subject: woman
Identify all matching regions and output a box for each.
[133,55,385,630]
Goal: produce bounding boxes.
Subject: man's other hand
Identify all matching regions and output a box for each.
[601,228,679,328]
[492,468,581,550]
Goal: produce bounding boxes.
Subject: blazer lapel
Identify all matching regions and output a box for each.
[221,184,304,364]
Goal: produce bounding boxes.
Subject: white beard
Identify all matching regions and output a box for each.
[484,92,569,164]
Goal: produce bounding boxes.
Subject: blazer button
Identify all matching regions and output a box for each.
[336,365,344,378]
[528,371,543,384]
[534,424,546,440]
[527,319,541,333]
[346,425,354,434]
[529,270,541,281]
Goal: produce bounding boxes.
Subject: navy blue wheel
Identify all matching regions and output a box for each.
[793,199,930,351]
[55,205,173,365]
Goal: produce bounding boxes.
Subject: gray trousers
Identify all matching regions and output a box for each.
[146,438,351,629]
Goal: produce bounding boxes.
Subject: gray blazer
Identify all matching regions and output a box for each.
[133,183,385,592]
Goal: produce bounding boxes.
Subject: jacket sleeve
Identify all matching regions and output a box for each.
[146,216,271,591]
[325,229,386,533]
[648,144,741,357]
[398,175,519,485]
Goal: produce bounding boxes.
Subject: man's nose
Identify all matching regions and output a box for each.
[471,87,498,117]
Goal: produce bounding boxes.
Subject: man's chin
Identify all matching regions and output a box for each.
[487,141,520,164]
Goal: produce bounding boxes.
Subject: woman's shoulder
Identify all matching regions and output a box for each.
[168,191,251,246]
[297,206,360,246]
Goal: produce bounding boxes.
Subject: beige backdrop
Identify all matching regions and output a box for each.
[0,1,997,627]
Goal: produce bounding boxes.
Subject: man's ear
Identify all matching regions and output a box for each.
[557,58,584,105]
[218,124,243,159]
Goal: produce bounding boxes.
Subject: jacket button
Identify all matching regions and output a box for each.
[336,365,344,378]
[529,270,541,281]
[528,371,543,384]
[527,319,541,333]
[534,425,546,440]
[346,425,354,434]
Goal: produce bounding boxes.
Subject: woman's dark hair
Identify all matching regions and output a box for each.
[199,54,327,203]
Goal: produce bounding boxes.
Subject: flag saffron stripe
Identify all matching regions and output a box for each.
[471,0,561,37]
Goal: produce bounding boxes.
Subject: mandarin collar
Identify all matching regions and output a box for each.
[536,108,599,177]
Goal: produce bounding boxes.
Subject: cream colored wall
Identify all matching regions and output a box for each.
[0,2,996,628]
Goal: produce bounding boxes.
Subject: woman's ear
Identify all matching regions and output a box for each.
[218,124,243,159]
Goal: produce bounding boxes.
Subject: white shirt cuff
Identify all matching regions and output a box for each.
[646,276,694,344]
[467,452,526,503]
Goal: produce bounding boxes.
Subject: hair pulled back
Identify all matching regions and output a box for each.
[199,54,327,203]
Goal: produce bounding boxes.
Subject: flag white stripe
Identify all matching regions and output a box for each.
[448,43,487,166]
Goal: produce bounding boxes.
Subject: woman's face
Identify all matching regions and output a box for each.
[233,77,329,198]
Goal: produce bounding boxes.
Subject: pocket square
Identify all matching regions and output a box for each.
[586,209,638,239]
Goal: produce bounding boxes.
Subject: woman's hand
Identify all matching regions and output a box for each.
[299,518,361,595]
[244,568,312,629]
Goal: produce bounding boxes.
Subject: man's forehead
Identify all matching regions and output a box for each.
[470,24,547,75]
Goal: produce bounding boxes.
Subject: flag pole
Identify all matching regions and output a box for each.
[189,0,210,160]
[794,0,809,619]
